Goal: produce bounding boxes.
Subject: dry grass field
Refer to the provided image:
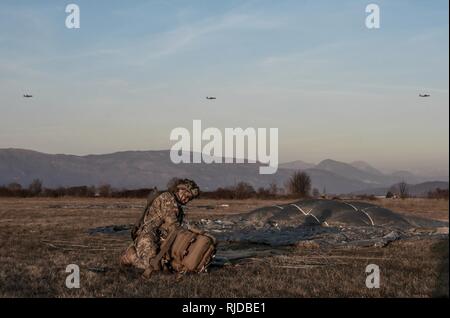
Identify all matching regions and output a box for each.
[0,197,448,297]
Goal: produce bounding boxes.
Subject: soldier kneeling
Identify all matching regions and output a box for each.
[120,178,216,278]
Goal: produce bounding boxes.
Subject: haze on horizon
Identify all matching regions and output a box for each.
[0,0,448,177]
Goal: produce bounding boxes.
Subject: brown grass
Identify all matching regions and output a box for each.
[0,197,448,297]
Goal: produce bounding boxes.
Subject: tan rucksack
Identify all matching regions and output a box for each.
[145,227,216,277]
[167,228,217,273]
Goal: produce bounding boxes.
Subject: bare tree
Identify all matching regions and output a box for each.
[269,182,278,196]
[398,181,409,199]
[312,188,320,197]
[98,184,112,197]
[7,182,22,191]
[428,188,449,200]
[288,171,311,197]
[234,181,256,199]
[28,179,43,195]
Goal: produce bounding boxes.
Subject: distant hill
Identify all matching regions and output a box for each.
[282,158,448,192]
[279,160,315,170]
[350,161,384,176]
[0,148,286,191]
[315,159,446,186]
[301,168,369,194]
[0,148,447,194]
[352,181,449,197]
[390,170,424,184]
[316,159,388,186]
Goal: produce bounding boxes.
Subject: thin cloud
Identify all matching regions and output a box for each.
[128,11,287,64]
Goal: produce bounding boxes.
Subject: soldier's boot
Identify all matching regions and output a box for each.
[141,258,162,280]
[119,245,146,269]
[141,268,154,280]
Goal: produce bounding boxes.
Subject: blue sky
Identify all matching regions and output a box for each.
[0,0,448,175]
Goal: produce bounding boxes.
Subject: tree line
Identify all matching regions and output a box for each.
[0,180,121,198]
[1,172,447,200]
[0,171,317,199]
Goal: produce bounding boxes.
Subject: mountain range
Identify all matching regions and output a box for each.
[0,148,448,194]
[351,181,450,197]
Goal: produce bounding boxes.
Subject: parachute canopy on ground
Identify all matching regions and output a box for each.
[196,199,448,247]
[236,199,412,229]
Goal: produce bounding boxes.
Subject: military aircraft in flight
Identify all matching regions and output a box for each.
[419,94,430,97]
[206,96,216,100]
[23,94,33,98]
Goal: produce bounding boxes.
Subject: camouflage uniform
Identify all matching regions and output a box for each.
[122,191,184,270]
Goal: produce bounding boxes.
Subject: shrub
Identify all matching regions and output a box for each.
[287,171,311,198]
